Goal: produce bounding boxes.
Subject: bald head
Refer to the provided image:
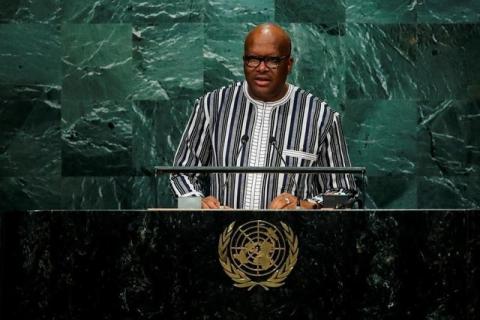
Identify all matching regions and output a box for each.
[243,23,294,102]
[244,23,292,56]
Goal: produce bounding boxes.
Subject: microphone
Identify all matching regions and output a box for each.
[233,135,249,164]
[269,137,288,167]
[222,134,249,207]
[269,136,301,208]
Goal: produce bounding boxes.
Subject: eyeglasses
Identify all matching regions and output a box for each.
[243,55,290,69]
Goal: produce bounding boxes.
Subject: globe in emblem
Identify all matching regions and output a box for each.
[229,220,287,278]
[219,220,299,290]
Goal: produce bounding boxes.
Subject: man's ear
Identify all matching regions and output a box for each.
[287,57,294,74]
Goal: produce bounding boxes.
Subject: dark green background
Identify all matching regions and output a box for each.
[1,0,479,210]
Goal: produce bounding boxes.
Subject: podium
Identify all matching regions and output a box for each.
[0,209,479,319]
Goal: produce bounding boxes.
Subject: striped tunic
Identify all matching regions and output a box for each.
[170,81,355,209]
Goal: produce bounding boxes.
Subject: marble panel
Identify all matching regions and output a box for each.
[132,99,194,174]
[62,99,132,176]
[0,176,61,210]
[346,0,417,23]
[60,177,133,209]
[417,176,480,209]
[205,0,274,22]
[131,176,176,209]
[342,99,417,176]
[345,23,417,99]
[275,0,346,23]
[204,23,251,92]
[286,23,346,105]
[365,175,417,209]
[0,0,62,23]
[418,0,480,23]
[0,24,61,85]
[416,24,476,100]
[0,85,61,177]
[63,0,131,23]
[129,0,205,23]
[463,24,480,101]
[417,99,480,176]
[132,23,203,101]
[61,23,133,102]
[63,0,204,23]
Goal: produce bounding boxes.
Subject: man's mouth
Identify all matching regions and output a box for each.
[254,77,271,87]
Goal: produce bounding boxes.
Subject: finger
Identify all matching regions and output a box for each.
[268,198,283,209]
[207,199,221,209]
[269,196,293,209]
[285,202,297,209]
[202,196,221,209]
[283,196,298,209]
[201,200,210,209]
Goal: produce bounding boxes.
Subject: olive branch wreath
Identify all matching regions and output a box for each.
[218,221,298,291]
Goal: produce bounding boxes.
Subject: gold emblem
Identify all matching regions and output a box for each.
[218,220,298,290]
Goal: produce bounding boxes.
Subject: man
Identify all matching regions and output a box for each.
[170,23,355,209]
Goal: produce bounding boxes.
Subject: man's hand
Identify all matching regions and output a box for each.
[268,192,318,209]
[269,192,298,209]
[201,196,221,209]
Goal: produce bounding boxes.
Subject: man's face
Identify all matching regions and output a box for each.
[243,34,293,102]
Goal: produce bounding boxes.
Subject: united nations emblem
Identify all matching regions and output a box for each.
[218,220,298,290]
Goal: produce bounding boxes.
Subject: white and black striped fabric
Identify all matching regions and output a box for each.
[170,81,356,209]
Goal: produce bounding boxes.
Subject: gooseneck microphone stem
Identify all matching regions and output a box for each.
[222,134,249,206]
[269,136,301,208]
[269,137,288,167]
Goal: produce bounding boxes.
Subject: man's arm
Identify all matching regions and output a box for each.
[170,96,212,198]
[269,110,356,209]
[319,111,356,191]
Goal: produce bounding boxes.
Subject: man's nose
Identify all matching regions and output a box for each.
[256,60,269,71]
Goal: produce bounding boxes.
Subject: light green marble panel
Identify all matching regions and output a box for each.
[132,99,194,174]
[129,0,204,23]
[418,0,480,23]
[204,23,252,92]
[417,99,480,176]
[63,0,204,23]
[0,0,62,23]
[346,0,417,23]
[343,99,417,176]
[205,0,274,22]
[61,24,133,102]
[0,24,61,85]
[63,0,130,23]
[344,23,417,99]
[286,23,346,105]
[132,23,203,101]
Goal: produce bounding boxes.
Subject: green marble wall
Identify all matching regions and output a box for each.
[1,1,479,210]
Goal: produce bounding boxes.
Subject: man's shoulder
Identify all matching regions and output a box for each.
[291,86,337,113]
[203,81,243,98]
